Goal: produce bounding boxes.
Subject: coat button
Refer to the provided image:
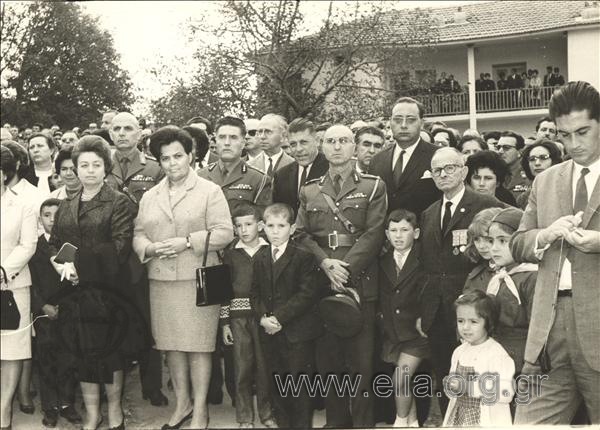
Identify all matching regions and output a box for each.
[395,309,400,314]
[395,290,400,294]
[336,202,340,207]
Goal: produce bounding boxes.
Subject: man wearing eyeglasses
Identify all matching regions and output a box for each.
[243,118,262,162]
[295,124,387,428]
[369,97,441,215]
[354,126,385,174]
[496,131,531,200]
[248,114,295,176]
[418,147,504,417]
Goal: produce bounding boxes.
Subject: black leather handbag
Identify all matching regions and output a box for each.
[196,232,233,307]
[1,266,21,330]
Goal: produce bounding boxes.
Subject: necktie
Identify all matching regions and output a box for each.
[442,201,453,232]
[272,247,279,263]
[121,157,130,179]
[393,150,406,186]
[298,166,307,195]
[394,253,405,277]
[333,174,342,196]
[573,168,590,214]
[222,168,229,180]
[267,157,274,176]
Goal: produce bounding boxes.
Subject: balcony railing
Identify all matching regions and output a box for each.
[413,86,557,117]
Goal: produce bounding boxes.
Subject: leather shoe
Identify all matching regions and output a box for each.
[143,390,168,407]
[42,409,59,427]
[60,405,82,424]
[161,410,192,430]
[108,419,125,430]
[19,402,35,415]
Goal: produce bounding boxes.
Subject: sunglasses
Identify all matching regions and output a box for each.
[247,130,257,137]
[527,154,551,162]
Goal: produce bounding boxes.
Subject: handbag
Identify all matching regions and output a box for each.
[196,231,234,307]
[1,266,21,330]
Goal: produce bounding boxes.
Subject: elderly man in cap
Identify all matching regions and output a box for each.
[104,111,168,407]
[295,124,387,428]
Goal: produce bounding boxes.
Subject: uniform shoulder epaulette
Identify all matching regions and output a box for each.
[207,162,218,172]
[358,172,379,179]
[246,163,267,175]
[305,177,322,185]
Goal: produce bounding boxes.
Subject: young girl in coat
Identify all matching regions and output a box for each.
[462,207,503,294]
[444,290,515,427]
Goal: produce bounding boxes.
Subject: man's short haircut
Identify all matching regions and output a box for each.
[40,198,62,213]
[483,131,501,142]
[263,203,295,224]
[182,126,209,160]
[32,122,43,130]
[454,290,499,336]
[28,132,57,151]
[355,126,385,143]
[500,130,525,150]
[54,147,74,173]
[465,150,510,186]
[316,122,332,133]
[149,127,194,160]
[393,97,425,119]
[72,135,113,173]
[288,118,315,135]
[261,114,288,138]
[385,208,418,230]
[535,116,556,132]
[186,116,214,135]
[2,140,29,178]
[549,81,599,122]
[231,202,262,223]
[457,135,487,153]
[215,116,246,137]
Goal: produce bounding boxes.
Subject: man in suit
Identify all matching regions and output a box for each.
[249,114,294,176]
[295,124,387,427]
[369,97,441,216]
[199,116,272,214]
[272,118,328,217]
[104,112,168,407]
[417,147,504,416]
[354,126,385,174]
[496,131,530,200]
[512,81,600,425]
[244,118,262,163]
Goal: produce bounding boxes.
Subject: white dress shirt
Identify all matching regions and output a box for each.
[391,138,420,171]
[235,237,269,258]
[297,163,313,192]
[393,248,411,272]
[441,185,466,229]
[265,149,284,171]
[271,240,289,262]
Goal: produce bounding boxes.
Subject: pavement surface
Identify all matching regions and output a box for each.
[9,358,443,429]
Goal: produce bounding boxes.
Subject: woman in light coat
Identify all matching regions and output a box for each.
[0,146,38,428]
[133,127,233,430]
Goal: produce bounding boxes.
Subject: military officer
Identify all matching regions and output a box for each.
[198,116,272,213]
[295,124,387,428]
[104,112,168,407]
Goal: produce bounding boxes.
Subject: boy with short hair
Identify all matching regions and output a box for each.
[30,198,81,428]
[250,203,322,429]
[378,209,429,428]
[221,203,276,428]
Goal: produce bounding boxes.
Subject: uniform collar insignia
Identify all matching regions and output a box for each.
[229,183,252,190]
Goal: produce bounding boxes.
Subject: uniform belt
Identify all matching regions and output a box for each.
[315,233,357,250]
[557,289,572,297]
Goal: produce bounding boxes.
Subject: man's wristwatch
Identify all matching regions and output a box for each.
[186,235,192,249]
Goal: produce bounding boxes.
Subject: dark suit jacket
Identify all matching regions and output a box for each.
[418,188,505,332]
[369,140,441,216]
[377,246,426,343]
[507,74,524,89]
[29,235,63,312]
[510,160,600,371]
[249,243,323,343]
[49,183,133,289]
[23,165,56,192]
[272,152,329,216]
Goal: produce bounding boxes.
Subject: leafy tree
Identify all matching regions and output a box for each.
[1,2,133,129]
[184,1,438,122]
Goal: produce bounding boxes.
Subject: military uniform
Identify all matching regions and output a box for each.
[504,166,531,202]
[295,169,387,428]
[105,148,166,403]
[198,160,272,213]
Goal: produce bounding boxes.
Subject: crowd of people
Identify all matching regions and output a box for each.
[0,80,598,430]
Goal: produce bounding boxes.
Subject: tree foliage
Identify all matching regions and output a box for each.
[180,1,439,122]
[1,1,133,129]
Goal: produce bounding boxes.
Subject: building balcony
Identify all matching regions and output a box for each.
[413,86,557,117]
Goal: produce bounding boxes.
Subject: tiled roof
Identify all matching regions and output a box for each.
[324,0,600,44]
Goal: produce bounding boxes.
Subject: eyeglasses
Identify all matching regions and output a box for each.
[432,164,463,177]
[256,129,273,137]
[495,144,516,152]
[527,154,550,162]
[324,137,353,146]
[247,130,257,137]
